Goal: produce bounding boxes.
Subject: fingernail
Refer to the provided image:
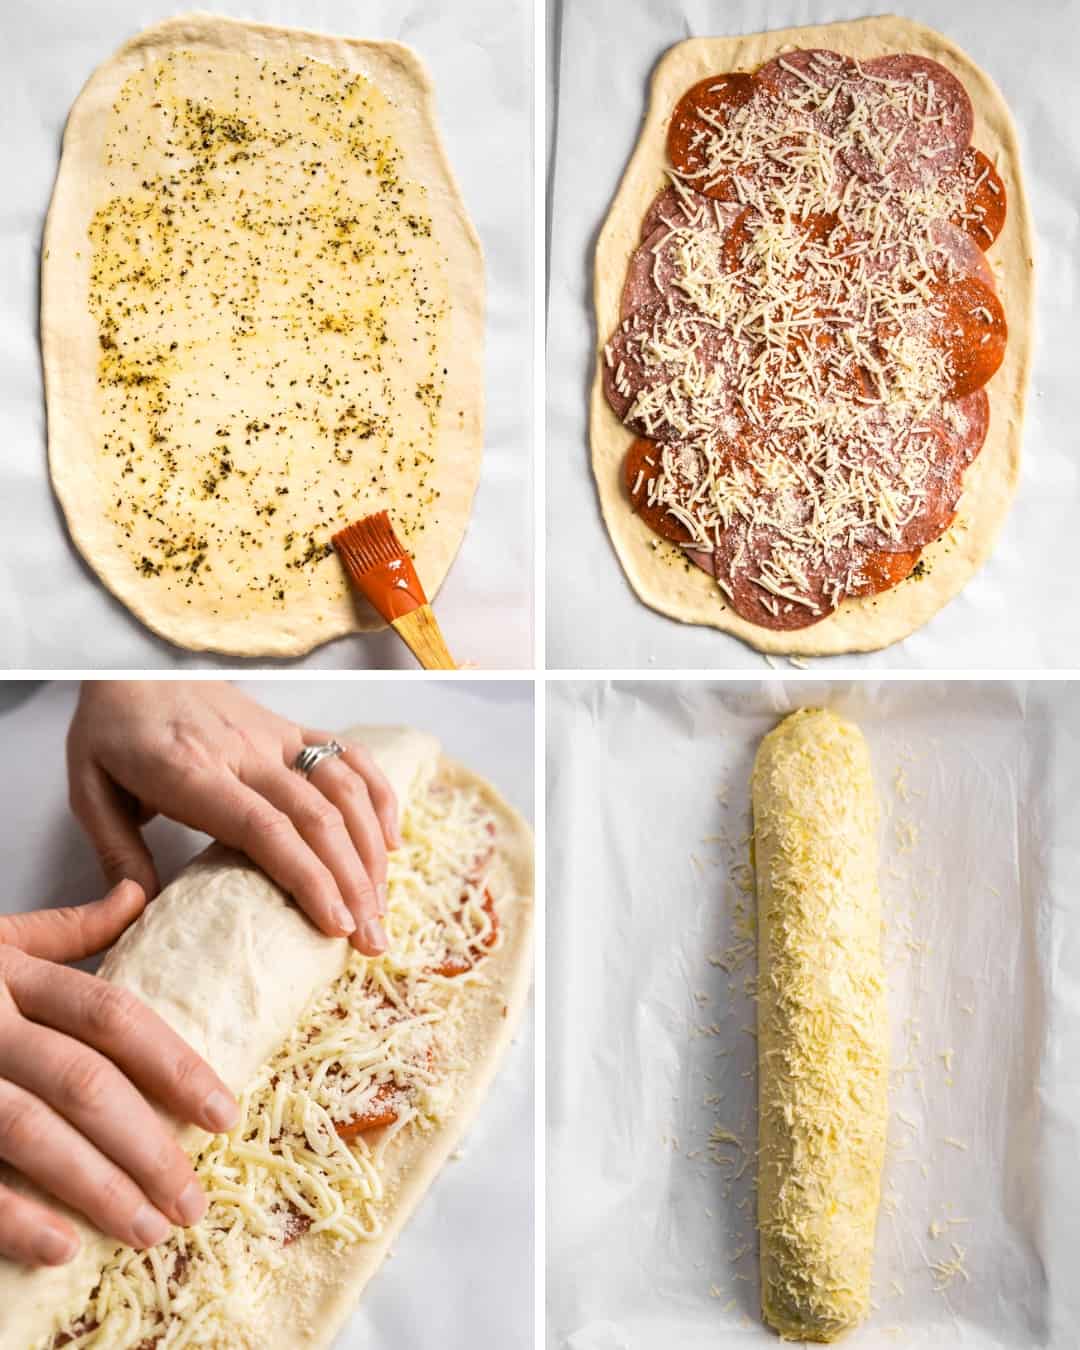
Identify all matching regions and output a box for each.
[35,1226,78,1265]
[132,1204,171,1248]
[203,1088,239,1132]
[356,917,387,954]
[376,883,388,916]
[175,1180,207,1227]
[334,903,356,935]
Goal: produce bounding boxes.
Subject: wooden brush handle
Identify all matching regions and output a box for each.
[390,605,457,670]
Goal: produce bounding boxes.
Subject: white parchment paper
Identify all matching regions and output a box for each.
[1,0,532,669]
[547,679,1080,1347]
[546,0,1080,669]
[0,679,534,1350]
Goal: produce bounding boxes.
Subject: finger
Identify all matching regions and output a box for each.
[5,953,239,1137]
[0,1182,79,1267]
[319,734,401,851]
[303,757,390,917]
[154,767,358,942]
[68,761,159,899]
[0,1078,172,1250]
[0,1021,206,1229]
[0,881,146,964]
[243,764,387,956]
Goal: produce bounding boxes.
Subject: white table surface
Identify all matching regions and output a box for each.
[0,678,534,1350]
[1,0,533,670]
[546,0,1080,669]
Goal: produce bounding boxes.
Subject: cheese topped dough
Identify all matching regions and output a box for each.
[752,708,888,1341]
[45,775,515,1350]
[591,17,1033,655]
[0,726,533,1350]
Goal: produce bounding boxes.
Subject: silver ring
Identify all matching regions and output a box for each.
[292,740,346,779]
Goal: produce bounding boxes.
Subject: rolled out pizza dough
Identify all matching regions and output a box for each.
[590,15,1034,656]
[0,725,534,1349]
[43,13,485,657]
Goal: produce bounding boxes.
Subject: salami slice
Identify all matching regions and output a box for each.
[640,184,713,240]
[756,49,859,141]
[927,220,995,291]
[858,423,964,552]
[691,529,923,612]
[849,217,993,292]
[714,523,840,631]
[621,210,741,319]
[943,387,989,464]
[602,300,749,442]
[621,226,681,317]
[842,54,973,189]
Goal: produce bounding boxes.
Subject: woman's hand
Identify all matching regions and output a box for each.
[67,683,400,955]
[0,881,239,1266]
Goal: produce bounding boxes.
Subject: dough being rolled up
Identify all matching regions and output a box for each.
[0,725,441,1346]
[752,708,888,1342]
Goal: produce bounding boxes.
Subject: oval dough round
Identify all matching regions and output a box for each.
[43,14,484,657]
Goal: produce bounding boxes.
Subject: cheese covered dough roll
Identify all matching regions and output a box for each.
[752,708,888,1342]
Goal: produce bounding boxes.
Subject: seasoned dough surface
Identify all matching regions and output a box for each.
[44,14,484,656]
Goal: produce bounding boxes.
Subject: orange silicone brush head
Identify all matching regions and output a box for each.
[332,512,427,623]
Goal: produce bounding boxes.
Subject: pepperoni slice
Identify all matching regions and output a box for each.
[722,208,843,293]
[623,437,694,543]
[847,547,922,598]
[335,1083,402,1138]
[431,888,499,978]
[943,147,1007,249]
[931,274,1007,397]
[667,73,758,196]
[720,206,757,275]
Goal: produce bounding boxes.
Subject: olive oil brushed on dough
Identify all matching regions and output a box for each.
[43,14,484,657]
